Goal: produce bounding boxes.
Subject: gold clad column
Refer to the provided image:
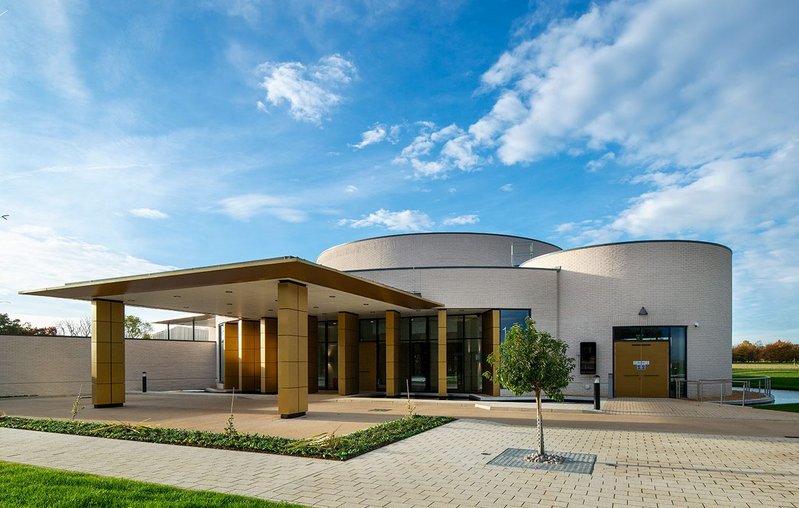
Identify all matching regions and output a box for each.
[223,322,240,389]
[385,310,401,397]
[91,299,125,408]
[277,281,308,418]
[239,320,260,392]
[482,310,501,396]
[437,309,447,399]
[337,312,359,395]
[260,318,278,393]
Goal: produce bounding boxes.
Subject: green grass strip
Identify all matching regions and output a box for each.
[0,460,299,507]
[751,402,799,413]
[0,414,454,460]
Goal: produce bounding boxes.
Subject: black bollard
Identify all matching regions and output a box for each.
[142,371,147,393]
[593,375,601,410]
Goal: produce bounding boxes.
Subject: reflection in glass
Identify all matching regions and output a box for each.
[500,309,530,343]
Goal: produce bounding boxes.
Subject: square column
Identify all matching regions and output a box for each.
[482,310,501,396]
[307,316,318,394]
[239,320,260,392]
[260,318,278,393]
[277,281,308,418]
[223,322,240,389]
[437,309,447,398]
[91,300,125,407]
[385,310,401,397]
[337,312,359,395]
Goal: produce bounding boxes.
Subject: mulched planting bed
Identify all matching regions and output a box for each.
[0,414,454,460]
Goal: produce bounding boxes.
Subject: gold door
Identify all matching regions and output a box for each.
[614,341,669,397]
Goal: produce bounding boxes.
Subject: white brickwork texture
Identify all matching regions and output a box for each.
[317,232,560,270]
[525,242,732,396]
[342,240,731,398]
[0,335,217,396]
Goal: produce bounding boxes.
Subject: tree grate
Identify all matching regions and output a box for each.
[487,448,597,474]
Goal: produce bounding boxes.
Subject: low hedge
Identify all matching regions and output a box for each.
[0,414,454,460]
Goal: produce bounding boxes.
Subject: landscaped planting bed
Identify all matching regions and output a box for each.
[0,414,454,460]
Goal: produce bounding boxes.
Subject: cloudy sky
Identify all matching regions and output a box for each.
[0,0,796,343]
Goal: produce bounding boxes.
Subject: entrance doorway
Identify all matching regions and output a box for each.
[614,341,669,397]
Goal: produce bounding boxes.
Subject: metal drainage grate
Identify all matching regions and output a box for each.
[368,408,392,412]
[488,448,597,474]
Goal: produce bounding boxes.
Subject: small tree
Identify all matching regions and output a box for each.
[124,315,153,339]
[484,318,575,462]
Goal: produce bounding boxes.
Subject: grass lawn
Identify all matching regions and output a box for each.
[751,403,799,414]
[732,363,799,390]
[0,461,299,508]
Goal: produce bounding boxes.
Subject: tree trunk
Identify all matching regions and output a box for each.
[535,388,545,457]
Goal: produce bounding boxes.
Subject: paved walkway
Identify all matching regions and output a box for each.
[2,418,798,507]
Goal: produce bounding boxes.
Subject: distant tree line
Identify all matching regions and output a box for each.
[0,313,56,336]
[1,312,153,339]
[733,340,799,363]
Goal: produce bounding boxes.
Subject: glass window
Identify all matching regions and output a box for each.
[327,343,338,390]
[359,319,377,342]
[500,309,530,343]
[411,317,427,342]
[317,341,326,388]
[464,338,482,393]
[464,315,481,339]
[400,318,410,342]
[377,319,386,343]
[327,321,338,343]
[447,315,462,340]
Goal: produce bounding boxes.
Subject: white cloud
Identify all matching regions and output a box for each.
[585,152,615,172]
[217,194,307,222]
[256,54,357,125]
[339,209,433,231]
[442,214,479,226]
[554,222,574,233]
[394,123,483,178]
[0,225,175,325]
[460,0,799,340]
[0,2,88,103]
[499,183,513,192]
[351,125,386,149]
[476,1,799,167]
[344,185,358,193]
[129,208,168,220]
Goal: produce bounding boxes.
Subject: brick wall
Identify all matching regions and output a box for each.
[317,233,561,270]
[0,335,217,397]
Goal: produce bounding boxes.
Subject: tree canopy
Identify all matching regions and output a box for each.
[484,318,575,461]
[124,315,153,339]
[0,313,57,336]
[733,340,799,362]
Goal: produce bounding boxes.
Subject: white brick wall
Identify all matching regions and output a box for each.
[0,335,217,397]
[524,241,732,396]
[333,238,732,398]
[317,233,561,270]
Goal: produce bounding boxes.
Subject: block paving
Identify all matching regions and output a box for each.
[2,412,798,507]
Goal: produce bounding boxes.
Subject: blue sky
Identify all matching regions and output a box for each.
[0,0,797,343]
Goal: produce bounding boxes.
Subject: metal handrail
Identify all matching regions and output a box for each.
[675,377,771,405]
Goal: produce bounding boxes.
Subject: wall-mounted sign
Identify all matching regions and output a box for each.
[633,360,650,371]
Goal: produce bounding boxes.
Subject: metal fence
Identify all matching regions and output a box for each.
[675,376,771,405]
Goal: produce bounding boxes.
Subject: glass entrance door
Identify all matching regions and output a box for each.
[409,342,430,392]
[447,341,463,392]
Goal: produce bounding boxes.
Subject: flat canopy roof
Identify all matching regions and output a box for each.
[21,257,443,321]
